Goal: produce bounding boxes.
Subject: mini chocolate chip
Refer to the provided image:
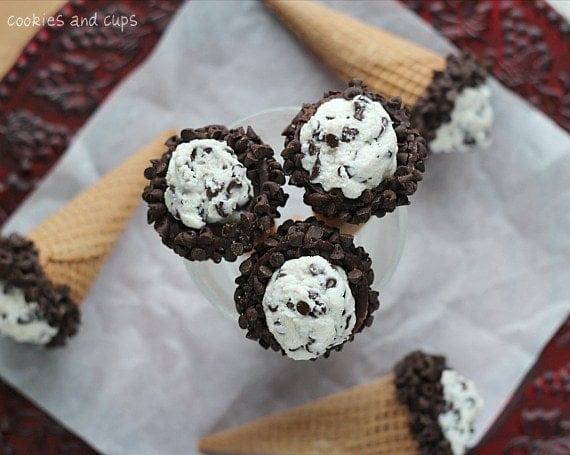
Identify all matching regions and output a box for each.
[17,314,35,324]
[330,244,344,260]
[341,127,359,142]
[306,224,324,239]
[289,231,304,247]
[190,248,207,261]
[239,258,254,275]
[147,189,164,203]
[143,166,156,180]
[309,263,323,275]
[463,134,476,145]
[344,85,362,98]
[325,134,339,148]
[230,242,244,256]
[326,278,337,288]
[286,300,294,310]
[206,186,222,199]
[245,307,258,321]
[348,269,363,283]
[264,237,280,249]
[174,231,197,247]
[305,339,316,353]
[354,101,365,120]
[296,301,310,315]
[180,128,198,141]
[310,156,321,180]
[258,265,273,280]
[307,140,318,156]
[375,127,387,143]
[269,252,285,268]
[238,315,249,329]
[153,160,169,177]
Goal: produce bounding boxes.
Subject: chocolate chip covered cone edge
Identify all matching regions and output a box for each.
[25,130,176,305]
[264,0,445,107]
[198,374,420,455]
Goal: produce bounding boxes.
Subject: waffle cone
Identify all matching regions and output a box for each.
[26,131,175,305]
[264,0,445,106]
[312,213,362,237]
[198,374,419,454]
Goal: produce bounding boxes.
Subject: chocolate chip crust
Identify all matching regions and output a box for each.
[234,217,380,358]
[281,80,428,224]
[394,351,453,454]
[0,234,79,347]
[411,53,488,146]
[143,125,288,263]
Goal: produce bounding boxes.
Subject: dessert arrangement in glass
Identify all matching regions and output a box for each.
[140,0,494,363]
[142,80,427,361]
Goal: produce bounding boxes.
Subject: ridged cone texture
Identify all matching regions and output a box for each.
[264,0,446,106]
[26,131,175,305]
[198,374,419,454]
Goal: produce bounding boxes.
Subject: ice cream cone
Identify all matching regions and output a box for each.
[265,0,492,153]
[26,130,175,304]
[199,351,483,454]
[199,374,418,455]
[264,0,445,107]
[0,130,175,346]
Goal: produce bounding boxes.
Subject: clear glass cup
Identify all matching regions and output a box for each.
[184,107,408,320]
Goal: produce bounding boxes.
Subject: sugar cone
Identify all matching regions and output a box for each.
[264,0,445,107]
[198,374,419,455]
[312,213,361,237]
[25,130,175,305]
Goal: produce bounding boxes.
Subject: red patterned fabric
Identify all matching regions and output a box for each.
[0,0,184,227]
[472,315,570,454]
[401,0,570,134]
[0,380,98,454]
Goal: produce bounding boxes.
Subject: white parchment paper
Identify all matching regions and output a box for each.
[1,1,569,454]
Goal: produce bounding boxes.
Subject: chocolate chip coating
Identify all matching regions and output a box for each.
[142,125,289,262]
[0,234,79,347]
[394,351,453,454]
[411,52,488,146]
[281,80,428,224]
[234,217,380,359]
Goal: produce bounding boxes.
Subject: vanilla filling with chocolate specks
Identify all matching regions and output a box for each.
[0,282,57,344]
[165,139,254,229]
[439,369,484,455]
[430,84,493,153]
[262,256,356,360]
[299,96,398,199]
